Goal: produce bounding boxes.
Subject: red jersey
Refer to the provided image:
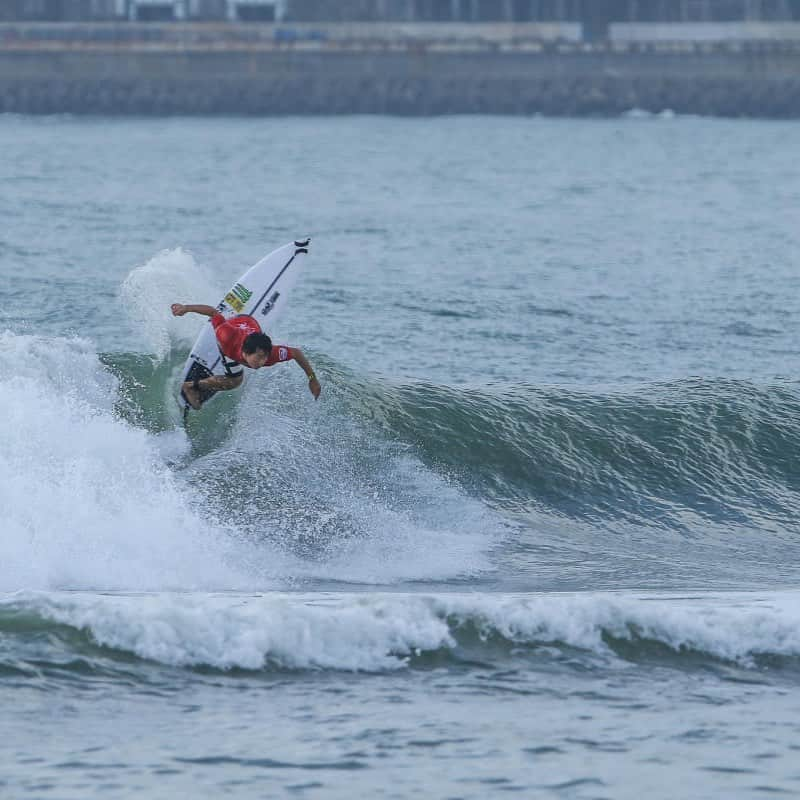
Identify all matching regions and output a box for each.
[263,344,296,367]
[211,313,294,366]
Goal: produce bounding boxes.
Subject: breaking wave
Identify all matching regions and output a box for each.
[3,590,799,675]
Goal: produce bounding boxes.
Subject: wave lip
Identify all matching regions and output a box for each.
[3,590,800,676]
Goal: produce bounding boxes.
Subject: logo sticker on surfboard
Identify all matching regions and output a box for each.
[261,290,280,316]
[224,283,253,313]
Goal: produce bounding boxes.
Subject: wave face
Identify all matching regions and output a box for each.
[5,323,800,594]
[330,375,800,533]
[3,591,800,675]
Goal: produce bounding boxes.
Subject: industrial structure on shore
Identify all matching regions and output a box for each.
[2,1,800,115]
[4,1,800,28]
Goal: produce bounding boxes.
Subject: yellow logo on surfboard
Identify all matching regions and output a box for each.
[224,283,253,313]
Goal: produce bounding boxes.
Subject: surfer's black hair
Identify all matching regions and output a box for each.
[242,332,272,355]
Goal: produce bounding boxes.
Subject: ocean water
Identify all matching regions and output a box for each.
[1,113,800,799]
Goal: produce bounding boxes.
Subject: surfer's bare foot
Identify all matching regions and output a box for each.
[182,381,202,410]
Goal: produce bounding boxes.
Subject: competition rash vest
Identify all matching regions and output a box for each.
[211,313,295,366]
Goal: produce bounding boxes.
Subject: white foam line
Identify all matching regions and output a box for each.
[5,590,800,673]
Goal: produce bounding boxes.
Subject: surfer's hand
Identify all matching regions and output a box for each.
[309,376,321,400]
[171,303,186,316]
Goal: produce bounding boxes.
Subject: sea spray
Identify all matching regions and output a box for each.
[120,248,221,363]
[0,331,251,592]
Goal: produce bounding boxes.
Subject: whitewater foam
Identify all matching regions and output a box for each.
[0,331,253,592]
[198,370,503,585]
[6,590,800,673]
[0,325,500,594]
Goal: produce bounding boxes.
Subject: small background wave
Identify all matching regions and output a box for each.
[4,590,800,678]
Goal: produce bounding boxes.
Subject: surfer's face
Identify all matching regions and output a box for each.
[243,349,270,369]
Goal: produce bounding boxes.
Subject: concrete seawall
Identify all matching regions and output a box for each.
[2,23,800,116]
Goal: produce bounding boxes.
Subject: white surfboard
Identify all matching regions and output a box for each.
[178,238,310,411]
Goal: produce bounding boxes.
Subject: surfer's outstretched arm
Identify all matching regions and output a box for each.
[291,348,321,400]
[171,303,217,318]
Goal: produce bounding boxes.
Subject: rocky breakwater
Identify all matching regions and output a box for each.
[1,22,800,116]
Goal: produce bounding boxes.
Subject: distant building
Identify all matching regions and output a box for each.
[0,0,286,20]
[0,0,119,20]
[289,1,800,23]
[284,0,580,22]
[1,0,799,25]
[127,1,285,21]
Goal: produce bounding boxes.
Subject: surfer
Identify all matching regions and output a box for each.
[170,303,321,409]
